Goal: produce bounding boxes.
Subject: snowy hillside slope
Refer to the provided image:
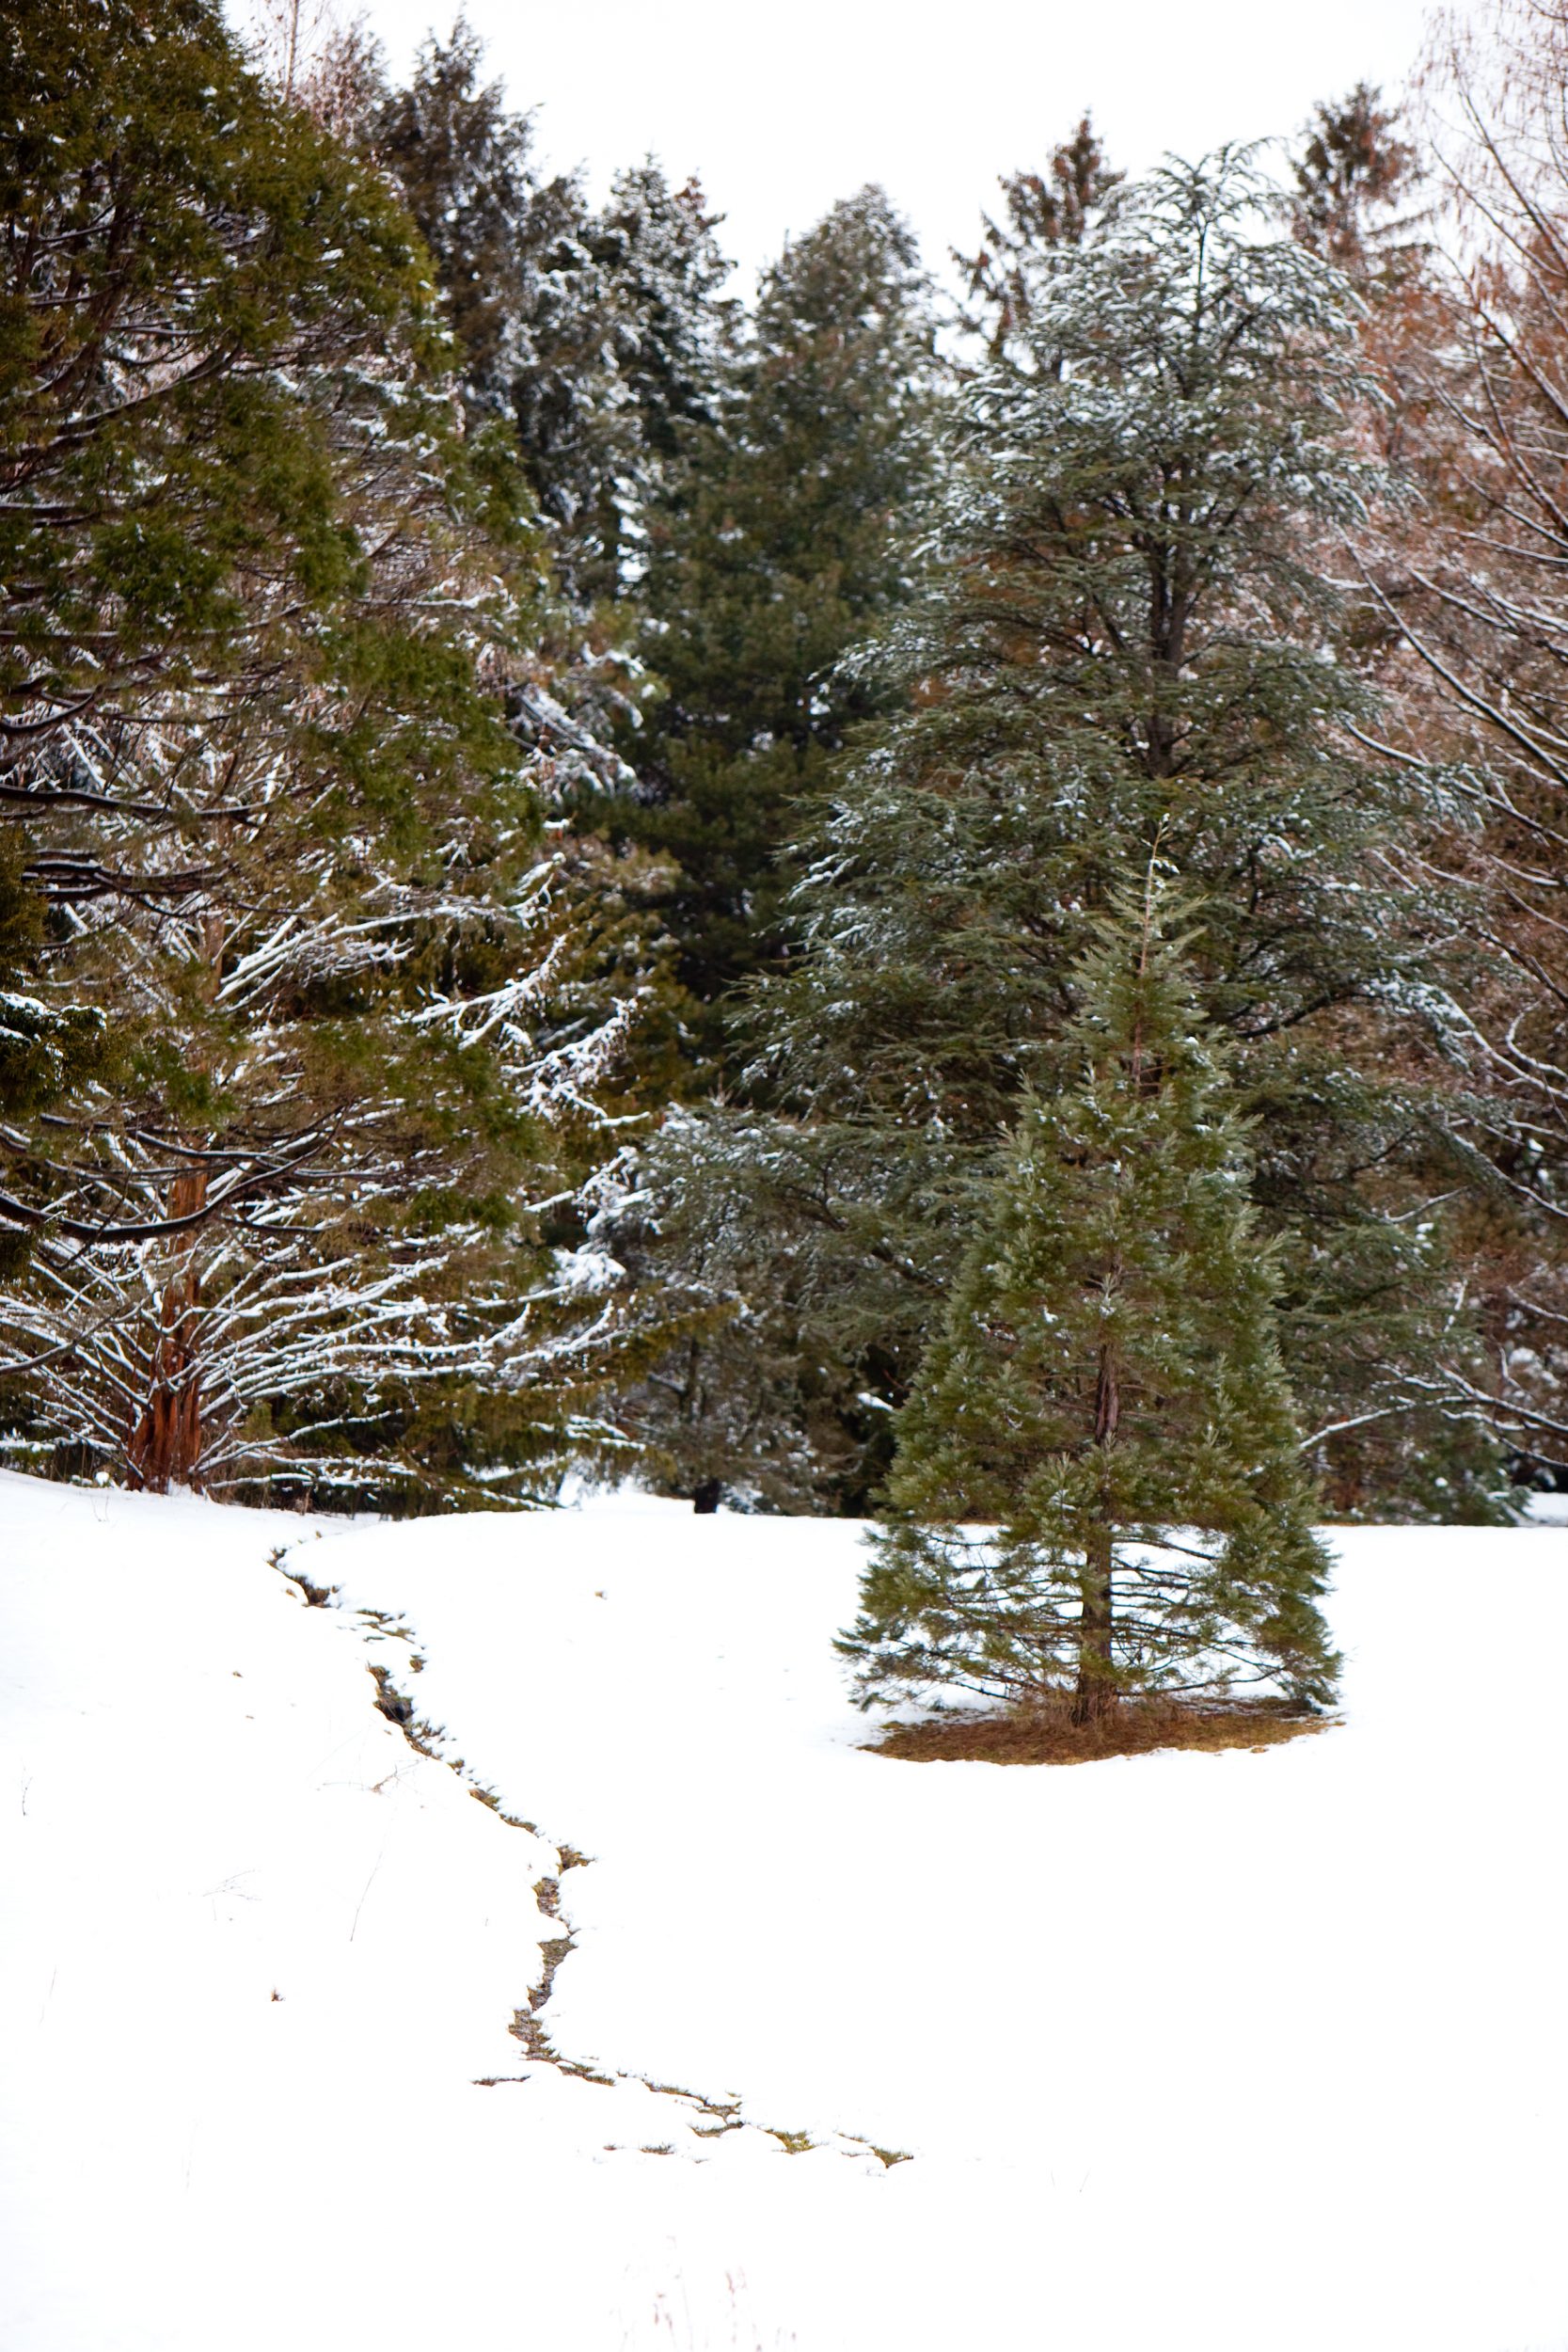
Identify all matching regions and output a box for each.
[4,1470,1567,2351]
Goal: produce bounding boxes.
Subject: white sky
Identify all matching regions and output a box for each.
[356,0,1440,282]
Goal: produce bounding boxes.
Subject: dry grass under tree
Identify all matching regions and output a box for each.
[864,1694,1336,1767]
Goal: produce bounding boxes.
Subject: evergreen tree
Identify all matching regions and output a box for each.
[1290,84,1422,275]
[633,151,1501,1516]
[613,185,940,1069]
[957,114,1123,359]
[584,160,739,590]
[843,872,1338,1720]
[369,24,612,603]
[368,28,736,608]
[367,18,539,408]
[0,0,674,1502]
[0,0,425,767]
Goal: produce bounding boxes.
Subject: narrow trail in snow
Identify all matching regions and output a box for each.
[275,1544,911,2169]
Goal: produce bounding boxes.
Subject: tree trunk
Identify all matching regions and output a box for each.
[126,912,222,1493]
[1073,1339,1120,1723]
[125,1167,209,1492]
[1072,1519,1116,1724]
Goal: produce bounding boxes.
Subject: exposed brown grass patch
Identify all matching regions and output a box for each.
[865,1694,1334,1767]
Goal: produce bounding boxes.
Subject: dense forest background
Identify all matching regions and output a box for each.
[7,0,1568,1524]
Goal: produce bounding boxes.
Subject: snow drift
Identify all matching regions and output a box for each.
[3,1471,1566,2350]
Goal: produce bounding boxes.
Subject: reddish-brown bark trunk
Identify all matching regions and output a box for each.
[125,914,223,1492]
[125,1167,209,1492]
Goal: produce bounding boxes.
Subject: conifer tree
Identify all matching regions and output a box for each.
[1290,84,1422,275]
[585,160,739,589]
[615,185,939,1068]
[367,28,736,608]
[0,0,425,768]
[0,0,676,1502]
[843,872,1338,1719]
[957,114,1124,358]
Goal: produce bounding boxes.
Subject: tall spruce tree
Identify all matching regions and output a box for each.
[612,186,940,1070]
[843,872,1338,1720]
[626,151,1501,1516]
[368,28,736,609]
[1290,84,1422,275]
[957,115,1124,359]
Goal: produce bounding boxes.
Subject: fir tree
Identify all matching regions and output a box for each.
[957,114,1124,359]
[368,28,736,608]
[1290,85,1422,275]
[843,871,1338,1720]
[584,160,739,591]
[613,185,939,1069]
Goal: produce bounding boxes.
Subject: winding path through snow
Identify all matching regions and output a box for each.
[316,1493,1568,2352]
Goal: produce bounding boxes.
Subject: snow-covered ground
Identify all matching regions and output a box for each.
[4,1470,1566,2351]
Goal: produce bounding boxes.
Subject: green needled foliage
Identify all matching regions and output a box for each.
[367,25,737,611]
[0,0,429,752]
[0,0,685,1506]
[613,186,940,1073]
[635,148,1504,1517]
[844,870,1339,1719]
[0,847,106,1282]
